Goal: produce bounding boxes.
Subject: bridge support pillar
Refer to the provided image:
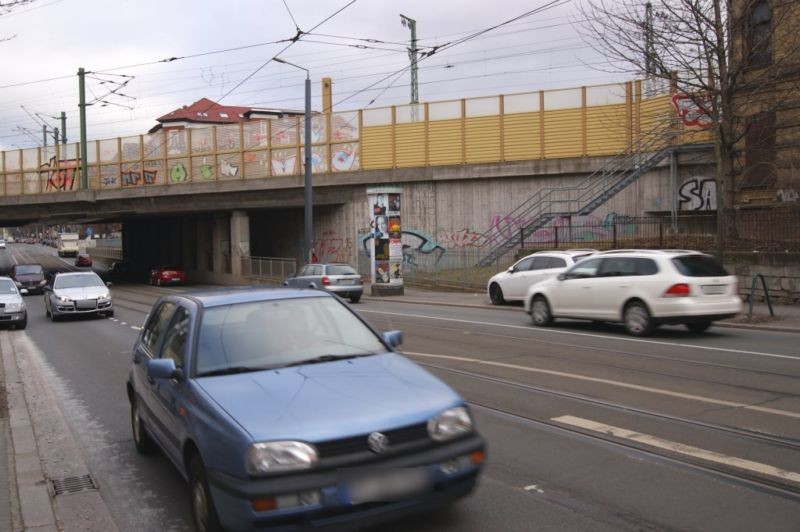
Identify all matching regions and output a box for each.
[230,210,250,279]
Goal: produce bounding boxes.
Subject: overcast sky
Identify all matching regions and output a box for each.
[0,0,627,151]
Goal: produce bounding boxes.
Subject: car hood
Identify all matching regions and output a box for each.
[54,286,109,299]
[0,294,23,305]
[196,353,462,443]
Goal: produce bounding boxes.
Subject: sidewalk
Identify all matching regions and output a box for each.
[362,284,800,333]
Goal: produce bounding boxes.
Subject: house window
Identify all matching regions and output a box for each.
[747,0,772,67]
[742,111,776,188]
[219,112,228,118]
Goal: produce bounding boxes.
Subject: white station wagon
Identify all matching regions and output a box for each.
[487,249,596,305]
[524,250,742,336]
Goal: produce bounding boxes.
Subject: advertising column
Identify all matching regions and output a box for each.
[367,186,404,296]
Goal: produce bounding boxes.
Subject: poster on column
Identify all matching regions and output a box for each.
[367,186,403,286]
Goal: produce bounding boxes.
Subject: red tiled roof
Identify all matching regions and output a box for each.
[156,98,252,125]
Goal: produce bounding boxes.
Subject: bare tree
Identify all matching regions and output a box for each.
[577,0,800,257]
[1,1,37,42]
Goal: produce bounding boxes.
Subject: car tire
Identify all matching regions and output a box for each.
[624,301,654,337]
[530,296,554,326]
[489,283,505,305]
[17,313,27,330]
[189,454,224,532]
[685,322,711,333]
[131,397,157,455]
[350,295,361,303]
[51,311,60,322]
[45,305,51,318]
[106,310,115,318]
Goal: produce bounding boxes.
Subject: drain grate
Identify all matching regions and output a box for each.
[50,474,98,496]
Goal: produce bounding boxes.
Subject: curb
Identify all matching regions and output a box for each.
[0,332,119,532]
[361,295,800,334]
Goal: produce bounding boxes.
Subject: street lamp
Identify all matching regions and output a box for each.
[273,57,313,264]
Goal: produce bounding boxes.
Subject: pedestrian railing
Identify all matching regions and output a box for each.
[241,256,296,281]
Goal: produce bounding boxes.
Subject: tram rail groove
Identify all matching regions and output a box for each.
[420,361,800,451]
[471,401,800,502]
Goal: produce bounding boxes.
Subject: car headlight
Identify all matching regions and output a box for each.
[246,441,318,475]
[427,406,473,442]
[98,293,110,301]
[39,280,47,285]
[4,302,23,312]
[57,295,72,303]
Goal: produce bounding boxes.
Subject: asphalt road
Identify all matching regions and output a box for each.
[2,243,799,531]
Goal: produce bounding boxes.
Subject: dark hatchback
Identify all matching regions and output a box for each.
[128,288,485,531]
[11,264,47,294]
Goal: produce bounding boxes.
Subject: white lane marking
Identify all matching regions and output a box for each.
[553,415,800,485]
[403,351,800,420]
[131,326,141,331]
[120,322,127,326]
[523,484,544,494]
[361,310,798,360]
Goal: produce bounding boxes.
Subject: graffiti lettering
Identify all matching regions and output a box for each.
[360,229,446,268]
[41,156,79,192]
[679,177,716,211]
[777,189,799,202]
[312,231,353,264]
[437,228,486,248]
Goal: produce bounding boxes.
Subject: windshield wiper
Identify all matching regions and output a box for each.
[282,354,371,368]
[196,365,267,377]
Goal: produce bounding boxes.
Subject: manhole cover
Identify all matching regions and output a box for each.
[50,474,98,496]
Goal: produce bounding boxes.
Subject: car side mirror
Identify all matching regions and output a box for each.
[147,359,182,381]
[106,282,113,287]
[557,273,566,281]
[382,330,403,349]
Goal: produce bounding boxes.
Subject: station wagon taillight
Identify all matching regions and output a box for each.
[663,283,690,297]
[321,276,330,286]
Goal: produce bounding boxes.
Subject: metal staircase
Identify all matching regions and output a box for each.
[476,127,681,267]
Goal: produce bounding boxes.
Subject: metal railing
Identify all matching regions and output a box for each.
[475,120,685,266]
[240,256,296,281]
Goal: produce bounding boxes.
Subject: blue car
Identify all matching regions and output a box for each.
[127,287,485,531]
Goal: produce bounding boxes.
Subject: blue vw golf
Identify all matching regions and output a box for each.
[127,287,485,531]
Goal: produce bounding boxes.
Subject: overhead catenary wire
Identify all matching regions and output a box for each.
[0,0,609,149]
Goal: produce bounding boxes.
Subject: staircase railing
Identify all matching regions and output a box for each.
[475,121,681,267]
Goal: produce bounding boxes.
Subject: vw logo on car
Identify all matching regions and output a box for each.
[367,431,389,454]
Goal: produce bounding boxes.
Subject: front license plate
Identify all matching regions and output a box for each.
[701,285,726,295]
[340,468,430,504]
[76,300,97,310]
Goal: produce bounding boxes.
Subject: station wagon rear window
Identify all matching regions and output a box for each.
[672,255,729,277]
[327,265,358,275]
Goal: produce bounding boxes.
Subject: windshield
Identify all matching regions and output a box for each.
[15,265,43,275]
[196,296,386,376]
[54,274,105,289]
[0,279,17,294]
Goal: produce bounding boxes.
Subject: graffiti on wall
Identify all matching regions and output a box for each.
[220,159,239,178]
[360,228,446,267]
[122,169,159,186]
[41,156,79,192]
[312,231,354,264]
[777,189,799,202]
[332,143,359,172]
[434,212,637,249]
[170,163,188,183]
[679,177,716,211]
[529,213,636,243]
